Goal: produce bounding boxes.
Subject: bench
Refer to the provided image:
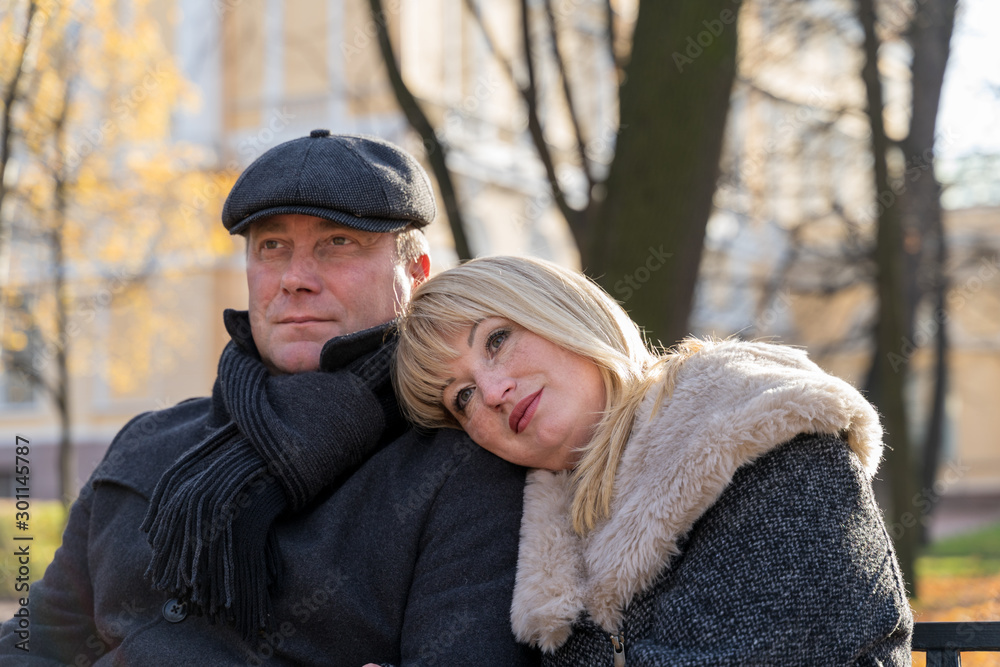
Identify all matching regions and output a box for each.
[912,621,1000,666]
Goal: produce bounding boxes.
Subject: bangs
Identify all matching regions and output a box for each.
[393,297,490,430]
[393,254,653,437]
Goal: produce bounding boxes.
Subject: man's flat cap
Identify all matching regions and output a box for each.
[222,130,436,235]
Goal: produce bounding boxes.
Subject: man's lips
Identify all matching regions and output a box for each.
[509,389,542,434]
[278,316,328,324]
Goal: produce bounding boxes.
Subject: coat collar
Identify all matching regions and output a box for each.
[511,340,884,652]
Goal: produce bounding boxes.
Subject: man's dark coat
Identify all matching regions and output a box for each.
[0,321,538,666]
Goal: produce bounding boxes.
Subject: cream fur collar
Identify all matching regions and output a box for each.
[510,340,883,652]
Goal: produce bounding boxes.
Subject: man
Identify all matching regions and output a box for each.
[0,131,539,666]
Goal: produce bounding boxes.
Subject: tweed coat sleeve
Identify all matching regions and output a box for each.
[601,434,911,666]
[514,341,911,665]
[0,485,98,665]
[0,411,152,665]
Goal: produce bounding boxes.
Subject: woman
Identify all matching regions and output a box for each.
[392,256,912,665]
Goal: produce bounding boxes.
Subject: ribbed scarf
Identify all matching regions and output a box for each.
[141,310,403,639]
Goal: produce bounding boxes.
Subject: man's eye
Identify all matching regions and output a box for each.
[331,236,352,246]
[455,386,475,412]
[262,240,282,250]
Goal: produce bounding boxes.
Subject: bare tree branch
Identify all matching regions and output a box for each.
[3,352,54,399]
[542,0,595,191]
[461,0,585,240]
[603,0,620,73]
[736,76,855,118]
[368,0,473,260]
[518,0,585,239]
[0,1,39,257]
[461,0,519,89]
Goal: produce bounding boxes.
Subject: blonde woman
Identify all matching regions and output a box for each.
[391,256,912,666]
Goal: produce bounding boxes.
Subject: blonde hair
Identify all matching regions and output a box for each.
[393,255,699,534]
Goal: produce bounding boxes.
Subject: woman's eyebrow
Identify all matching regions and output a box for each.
[467,321,481,347]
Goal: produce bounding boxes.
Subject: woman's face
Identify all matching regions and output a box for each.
[439,317,606,470]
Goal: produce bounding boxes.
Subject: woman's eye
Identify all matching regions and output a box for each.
[455,386,475,411]
[486,329,508,354]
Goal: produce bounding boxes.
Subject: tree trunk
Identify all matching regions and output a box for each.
[51,68,75,508]
[54,190,74,507]
[588,1,741,347]
[54,219,73,506]
[858,0,918,595]
[922,253,948,520]
[899,0,958,544]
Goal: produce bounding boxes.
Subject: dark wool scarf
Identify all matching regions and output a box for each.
[142,310,403,639]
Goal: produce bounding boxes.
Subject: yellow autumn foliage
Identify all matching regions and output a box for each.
[1,0,239,405]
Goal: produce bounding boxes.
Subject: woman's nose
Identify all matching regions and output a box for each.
[480,372,515,409]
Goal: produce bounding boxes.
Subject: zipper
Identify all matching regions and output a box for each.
[610,632,625,667]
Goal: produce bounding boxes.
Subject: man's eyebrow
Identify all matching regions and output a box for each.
[252,219,286,236]
[467,321,481,348]
[318,220,355,233]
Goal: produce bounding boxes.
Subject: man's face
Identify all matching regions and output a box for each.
[246,214,428,374]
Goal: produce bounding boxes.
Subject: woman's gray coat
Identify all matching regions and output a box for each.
[512,340,913,666]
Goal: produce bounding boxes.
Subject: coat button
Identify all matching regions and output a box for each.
[162,598,188,623]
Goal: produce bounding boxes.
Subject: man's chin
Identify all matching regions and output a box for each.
[267,341,326,375]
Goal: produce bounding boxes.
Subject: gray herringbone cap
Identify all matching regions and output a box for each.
[222,130,436,235]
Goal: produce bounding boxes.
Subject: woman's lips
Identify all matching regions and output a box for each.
[509,389,542,434]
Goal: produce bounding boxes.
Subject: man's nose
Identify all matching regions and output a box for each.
[280,251,322,293]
